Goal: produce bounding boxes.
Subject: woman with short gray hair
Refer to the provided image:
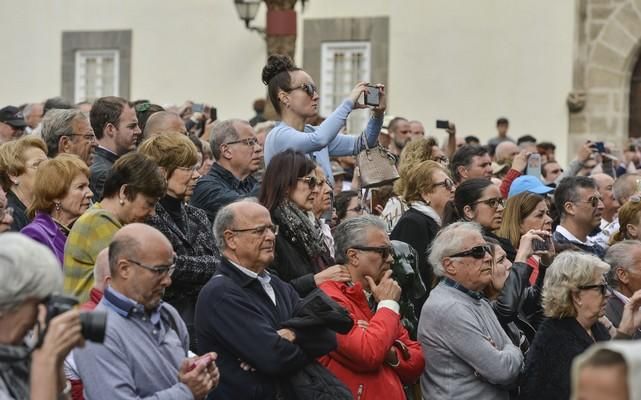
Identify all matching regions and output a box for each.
[0,233,84,400]
[520,251,641,400]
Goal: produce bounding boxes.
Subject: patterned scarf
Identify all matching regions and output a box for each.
[0,343,30,399]
[273,200,329,261]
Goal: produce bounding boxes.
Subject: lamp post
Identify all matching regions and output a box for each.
[233,0,265,34]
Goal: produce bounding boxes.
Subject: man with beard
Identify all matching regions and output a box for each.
[41,109,98,166]
[387,117,411,162]
[75,223,219,399]
[190,119,261,222]
[90,96,141,200]
[553,176,606,258]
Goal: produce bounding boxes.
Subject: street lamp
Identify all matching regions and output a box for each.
[233,0,264,34]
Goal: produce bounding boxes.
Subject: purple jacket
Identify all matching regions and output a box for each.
[21,212,67,266]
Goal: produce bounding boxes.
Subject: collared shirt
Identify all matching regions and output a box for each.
[613,289,630,305]
[555,225,591,246]
[103,286,162,328]
[229,260,277,305]
[442,276,485,300]
[588,217,619,250]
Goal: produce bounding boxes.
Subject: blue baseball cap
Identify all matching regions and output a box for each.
[508,175,554,198]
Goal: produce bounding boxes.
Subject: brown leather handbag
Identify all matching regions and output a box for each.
[356,134,400,188]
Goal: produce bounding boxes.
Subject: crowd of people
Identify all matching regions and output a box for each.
[3,53,641,400]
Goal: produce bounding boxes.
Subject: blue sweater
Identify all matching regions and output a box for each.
[263,99,383,184]
[74,287,193,400]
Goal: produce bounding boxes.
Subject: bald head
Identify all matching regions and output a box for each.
[108,223,173,276]
[495,141,520,164]
[93,248,111,291]
[143,111,187,138]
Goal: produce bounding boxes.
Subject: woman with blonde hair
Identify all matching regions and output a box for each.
[390,160,454,297]
[21,154,93,264]
[520,251,641,400]
[609,196,641,245]
[0,136,48,231]
[382,137,448,231]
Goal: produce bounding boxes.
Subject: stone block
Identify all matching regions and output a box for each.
[569,113,588,134]
[589,116,609,133]
[600,20,636,56]
[590,42,625,70]
[615,3,641,40]
[587,67,624,88]
[590,22,605,41]
[590,5,614,21]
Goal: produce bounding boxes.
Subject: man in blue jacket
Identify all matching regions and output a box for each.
[196,200,336,399]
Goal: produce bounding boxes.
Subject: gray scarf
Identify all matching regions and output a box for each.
[0,343,30,399]
[273,200,328,261]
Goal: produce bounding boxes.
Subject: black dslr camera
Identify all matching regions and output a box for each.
[46,295,107,343]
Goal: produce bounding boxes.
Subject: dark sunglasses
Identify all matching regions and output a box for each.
[298,175,324,189]
[352,245,393,259]
[433,178,455,191]
[448,244,492,259]
[473,197,505,209]
[288,83,318,97]
[577,283,609,296]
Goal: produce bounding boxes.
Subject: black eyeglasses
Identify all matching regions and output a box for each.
[433,178,455,191]
[472,197,505,209]
[448,244,493,259]
[351,245,393,260]
[576,196,602,208]
[230,224,279,236]
[287,83,318,97]
[223,137,259,147]
[577,283,609,296]
[127,258,176,277]
[298,176,323,189]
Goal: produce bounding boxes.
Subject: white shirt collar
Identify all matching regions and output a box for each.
[555,225,592,246]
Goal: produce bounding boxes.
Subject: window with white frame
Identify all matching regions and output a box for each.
[320,41,371,134]
[74,50,119,103]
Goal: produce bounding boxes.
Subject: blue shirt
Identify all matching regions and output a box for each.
[74,287,193,400]
[263,99,383,185]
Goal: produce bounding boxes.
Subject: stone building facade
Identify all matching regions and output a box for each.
[570,0,641,155]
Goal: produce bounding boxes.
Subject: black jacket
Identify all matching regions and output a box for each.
[89,146,119,201]
[605,293,641,339]
[196,258,336,400]
[390,208,440,295]
[190,162,258,222]
[519,317,610,400]
[146,199,219,349]
[7,190,28,232]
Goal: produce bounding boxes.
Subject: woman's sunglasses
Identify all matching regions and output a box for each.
[448,244,493,259]
[288,83,318,97]
[577,283,609,296]
[298,176,325,189]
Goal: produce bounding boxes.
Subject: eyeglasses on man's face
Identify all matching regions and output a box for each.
[68,133,97,142]
[127,258,176,277]
[223,137,259,147]
[351,245,394,260]
[448,244,493,260]
[230,224,279,236]
[575,195,602,208]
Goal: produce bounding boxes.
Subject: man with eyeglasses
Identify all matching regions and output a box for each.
[190,119,261,222]
[41,108,98,166]
[318,215,424,400]
[75,223,219,399]
[604,241,641,339]
[588,173,621,250]
[553,176,606,258]
[419,221,523,400]
[196,200,337,399]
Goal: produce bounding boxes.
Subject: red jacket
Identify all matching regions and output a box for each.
[71,288,104,400]
[318,281,424,400]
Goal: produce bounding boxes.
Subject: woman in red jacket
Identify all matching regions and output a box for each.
[319,215,424,400]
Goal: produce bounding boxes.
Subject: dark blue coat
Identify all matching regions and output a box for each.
[196,258,336,400]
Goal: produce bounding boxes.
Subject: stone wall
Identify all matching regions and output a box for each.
[569,0,641,158]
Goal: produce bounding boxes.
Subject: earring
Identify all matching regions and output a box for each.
[54,203,61,212]
[119,199,125,206]
[12,180,19,186]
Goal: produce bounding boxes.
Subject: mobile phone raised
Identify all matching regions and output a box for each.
[526,153,541,177]
[436,120,449,129]
[364,85,380,107]
[192,103,205,113]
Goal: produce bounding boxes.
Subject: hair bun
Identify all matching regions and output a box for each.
[261,54,297,85]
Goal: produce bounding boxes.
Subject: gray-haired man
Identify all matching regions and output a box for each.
[41,109,98,166]
[604,240,641,339]
[418,221,522,400]
[190,119,261,222]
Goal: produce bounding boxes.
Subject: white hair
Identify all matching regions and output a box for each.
[0,233,62,312]
[428,221,483,277]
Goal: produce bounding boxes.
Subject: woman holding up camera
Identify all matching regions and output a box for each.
[261,54,386,185]
[0,233,84,400]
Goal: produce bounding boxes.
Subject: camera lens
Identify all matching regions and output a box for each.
[80,311,107,343]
